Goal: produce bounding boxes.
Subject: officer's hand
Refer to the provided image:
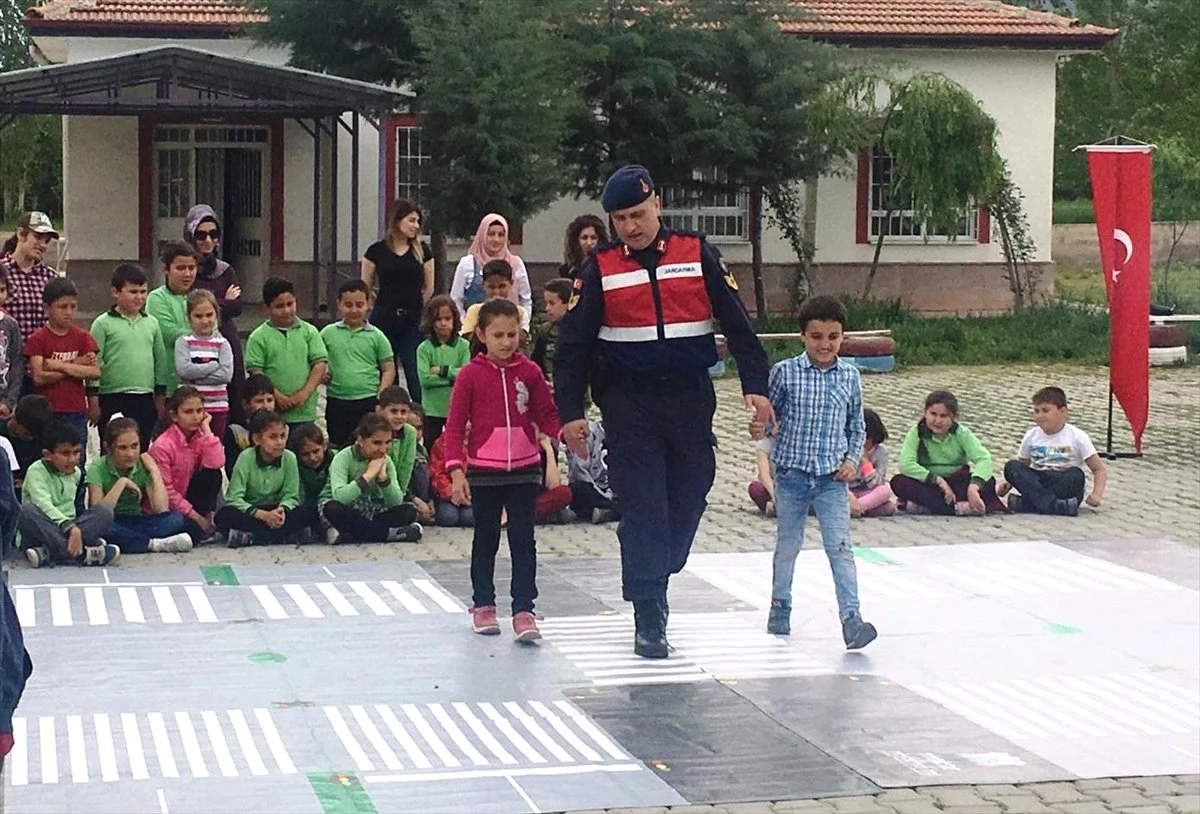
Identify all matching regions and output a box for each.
[562,420,590,459]
[744,395,775,429]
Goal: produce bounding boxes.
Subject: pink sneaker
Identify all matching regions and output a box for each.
[470,606,500,635]
[512,611,542,642]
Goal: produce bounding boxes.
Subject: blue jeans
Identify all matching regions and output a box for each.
[105,512,188,554]
[772,468,860,620]
[60,411,89,512]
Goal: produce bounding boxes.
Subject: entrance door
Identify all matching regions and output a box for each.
[153,125,270,301]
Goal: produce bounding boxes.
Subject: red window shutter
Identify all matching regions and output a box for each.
[856,149,870,245]
[977,206,991,244]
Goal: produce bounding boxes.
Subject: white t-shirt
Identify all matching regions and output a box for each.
[449,254,533,330]
[0,436,17,471]
[1019,423,1097,472]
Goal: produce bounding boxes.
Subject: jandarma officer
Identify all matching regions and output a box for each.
[554,165,773,658]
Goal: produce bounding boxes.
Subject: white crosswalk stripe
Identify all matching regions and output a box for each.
[12,579,464,628]
[6,710,297,785]
[539,613,823,686]
[323,701,631,774]
[910,673,1200,742]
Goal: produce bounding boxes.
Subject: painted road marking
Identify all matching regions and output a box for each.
[7,709,296,786]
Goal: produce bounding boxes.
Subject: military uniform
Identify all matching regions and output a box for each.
[554,165,769,657]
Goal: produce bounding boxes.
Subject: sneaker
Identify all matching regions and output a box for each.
[226,529,253,549]
[954,500,985,517]
[905,503,931,515]
[512,611,542,642]
[1053,497,1080,517]
[387,523,423,542]
[591,507,616,524]
[149,532,193,553]
[25,546,50,568]
[470,605,500,635]
[1006,493,1024,513]
[325,527,341,545]
[842,613,878,650]
[767,598,791,635]
[83,543,121,566]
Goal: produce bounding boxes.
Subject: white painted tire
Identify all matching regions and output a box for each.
[1149,346,1187,366]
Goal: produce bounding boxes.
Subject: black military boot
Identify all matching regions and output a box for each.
[632,598,669,659]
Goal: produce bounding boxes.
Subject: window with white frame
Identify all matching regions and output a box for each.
[660,169,748,241]
[394,124,430,204]
[869,146,976,240]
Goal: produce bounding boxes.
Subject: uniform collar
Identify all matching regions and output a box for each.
[620,227,671,257]
[256,449,284,468]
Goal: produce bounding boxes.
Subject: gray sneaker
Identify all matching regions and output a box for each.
[1006,493,1024,513]
[842,613,878,650]
[767,599,791,635]
[226,529,253,549]
[83,543,121,566]
[387,523,423,542]
[25,546,50,568]
[1053,497,1080,517]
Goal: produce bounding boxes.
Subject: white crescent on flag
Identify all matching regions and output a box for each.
[1112,228,1133,282]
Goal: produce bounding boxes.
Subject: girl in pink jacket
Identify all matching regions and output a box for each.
[444,299,561,643]
[149,386,224,542]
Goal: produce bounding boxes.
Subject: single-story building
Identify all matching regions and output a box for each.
[13,0,1117,315]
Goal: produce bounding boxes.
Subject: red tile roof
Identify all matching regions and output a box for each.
[25,0,1116,48]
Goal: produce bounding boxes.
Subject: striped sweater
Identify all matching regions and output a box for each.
[174,332,234,412]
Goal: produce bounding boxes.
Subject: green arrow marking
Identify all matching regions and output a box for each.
[248,651,287,664]
[308,772,378,814]
[1043,622,1082,635]
[201,564,239,586]
[853,547,898,566]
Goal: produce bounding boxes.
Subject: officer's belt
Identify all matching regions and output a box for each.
[610,369,709,392]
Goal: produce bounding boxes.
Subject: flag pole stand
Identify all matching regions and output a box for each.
[1102,387,1143,460]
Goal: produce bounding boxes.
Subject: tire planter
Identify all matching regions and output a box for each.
[840,336,896,357]
[847,354,896,373]
[1149,346,1188,367]
[1150,324,1188,349]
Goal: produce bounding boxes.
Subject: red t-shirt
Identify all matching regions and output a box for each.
[25,325,99,413]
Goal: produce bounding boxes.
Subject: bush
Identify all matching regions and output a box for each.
[1053,198,1096,224]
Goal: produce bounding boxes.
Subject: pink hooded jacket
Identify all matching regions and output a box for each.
[149,423,224,515]
[442,353,561,473]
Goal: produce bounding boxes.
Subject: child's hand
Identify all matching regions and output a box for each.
[120,477,142,502]
[86,400,100,426]
[67,527,84,558]
[140,452,160,472]
[413,497,435,524]
[1085,493,1102,508]
[199,412,213,435]
[833,460,857,482]
[263,507,287,529]
[226,284,242,300]
[0,403,10,419]
[79,352,98,366]
[190,511,214,535]
[275,393,295,412]
[937,478,956,505]
[849,493,864,518]
[996,481,1011,498]
[966,483,986,514]
[451,470,471,506]
[748,419,765,440]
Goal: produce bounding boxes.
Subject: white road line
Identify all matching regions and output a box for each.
[157,788,169,814]
[1024,559,1096,591]
[122,712,150,780]
[365,763,642,783]
[282,584,324,619]
[1064,676,1187,733]
[227,710,268,777]
[349,581,394,616]
[349,705,404,770]
[14,588,34,627]
[152,586,182,624]
[50,587,72,626]
[1116,673,1200,710]
[506,774,542,813]
[477,702,543,764]
[201,711,239,777]
[254,708,296,774]
[504,702,572,763]
[66,714,88,783]
[927,563,1010,595]
[965,682,1077,738]
[39,716,57,784]
[1036,679,1140,736]
[402,704,460,767]
[529,701,602,762]
[93,713,120,782]
[118,586,145,623]
[380,580,429,614]
[551,702,627,761]
[184,586,218,623]
[147,712,180,778]
[1089,675,1200,727]
[1138,673,1200,704]
[251,585,288,619]
[324,706,374,771]
[10,716,27,786]
[315,582,358,616]
[1079,557,1182,589]
[174,712,209,778]
[322,566,336,578]
[935,682,1048,737]
[987,681,1104,737]
[376,704,433,769]
[910,685,1025,742]
[450,702,516,766]
[1054,559,1146,590]
[427,703,489,766]
[84,586,110,625]
[410,578,463,612]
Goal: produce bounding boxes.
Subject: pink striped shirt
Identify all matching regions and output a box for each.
[174,332,234,413]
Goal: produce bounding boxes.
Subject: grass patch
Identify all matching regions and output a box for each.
[1053,198,1096,224]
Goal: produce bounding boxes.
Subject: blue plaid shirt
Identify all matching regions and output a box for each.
[767,353,865,475]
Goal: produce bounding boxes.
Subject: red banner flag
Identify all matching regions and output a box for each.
[1086,145,1152,452]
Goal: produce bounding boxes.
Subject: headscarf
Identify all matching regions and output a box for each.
[183,203,231,280]
[467,214,521,272]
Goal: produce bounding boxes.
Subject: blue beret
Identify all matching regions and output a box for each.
[601,165,655,213]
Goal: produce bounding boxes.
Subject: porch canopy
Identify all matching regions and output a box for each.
[0,44,410,314]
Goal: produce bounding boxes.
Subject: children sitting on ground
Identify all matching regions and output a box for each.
[89,263,168,443]
[216,410,305,548]
[763,294,877,650]
[999,386,1107,516]
[1,395,51,497]
[535,433,573,524]
[748,428,776,518]
[320,413,423,544]
[0,267,23,420]
[175,289,234,441]
[376,386,418,497]
[849,409,897,518]
[244,277,328,431]
[429,432,473,527]
[891,389,1005,516]
[444,299,561,642]
[149,386,224,542]
[292,423,333,543]
[460,260,529,352]
[566,418,619,524]
[21,420,119,568]
[320,278,396,448]
[531,278,571,381]
[416,294,469,450]
[86,416,191,554]
[223,373,275,478]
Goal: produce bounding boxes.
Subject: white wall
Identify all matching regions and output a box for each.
[49,35,290,66]
[61,115,139,259]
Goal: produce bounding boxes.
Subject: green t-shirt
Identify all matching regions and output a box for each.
[85,455,153,516]
[225,447,301,512]
[90,309,170,395]
[387,424,418,494]
[320,321,394,401]
[244,318,328,423]
[416,336,470,419]
[321,445,404,509]
[146,286,190,395]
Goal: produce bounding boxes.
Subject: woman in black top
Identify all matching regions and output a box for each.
[361,200,434,404]
[559,214,608,279]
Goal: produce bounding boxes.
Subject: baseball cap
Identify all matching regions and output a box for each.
[25,211,58,238]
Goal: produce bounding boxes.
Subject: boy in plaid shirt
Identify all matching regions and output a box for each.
[759,295,877,650]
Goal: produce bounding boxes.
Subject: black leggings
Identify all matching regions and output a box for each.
[184,468,223,541]
[470,481,539,614]
[321,502,417,543]
[214,504,313,545]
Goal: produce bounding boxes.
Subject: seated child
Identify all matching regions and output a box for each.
[223,373,275,478]
[149,386,225,541]
[406,405,435,525]
[292,422,333,541]
[86,416,191,554]
[534,433,573,524]
[999,386,1107,516]
[376,386,418,497]
[566,418,619,524]
[320,413,423,544]
[890,389,1004,516]
[215,410,305,548]
[748,429,776,518]
[20,420,119,568]
[460,260,529,353]
[849,409,896,518]
[530,278,572,380]
[416,294,469,450]
[429,433,473,527]
[0,395,52,498]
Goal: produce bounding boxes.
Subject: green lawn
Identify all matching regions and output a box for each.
[1056,262,1200,312]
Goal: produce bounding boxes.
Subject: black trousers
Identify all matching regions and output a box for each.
[325,396,378,449]
[570,481,617,517]
[1003,460,1085,512]
[601,375,716,601]
[214,504,312,544]
[470,481,539,614]
[321,501,417,543]
[183,468,223,541]
[98,392,160,445]
[423,417,446,452]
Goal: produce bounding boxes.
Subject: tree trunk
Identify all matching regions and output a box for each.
[862,209,890,300]
[799,176,818,300]
[749,186,766,319]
